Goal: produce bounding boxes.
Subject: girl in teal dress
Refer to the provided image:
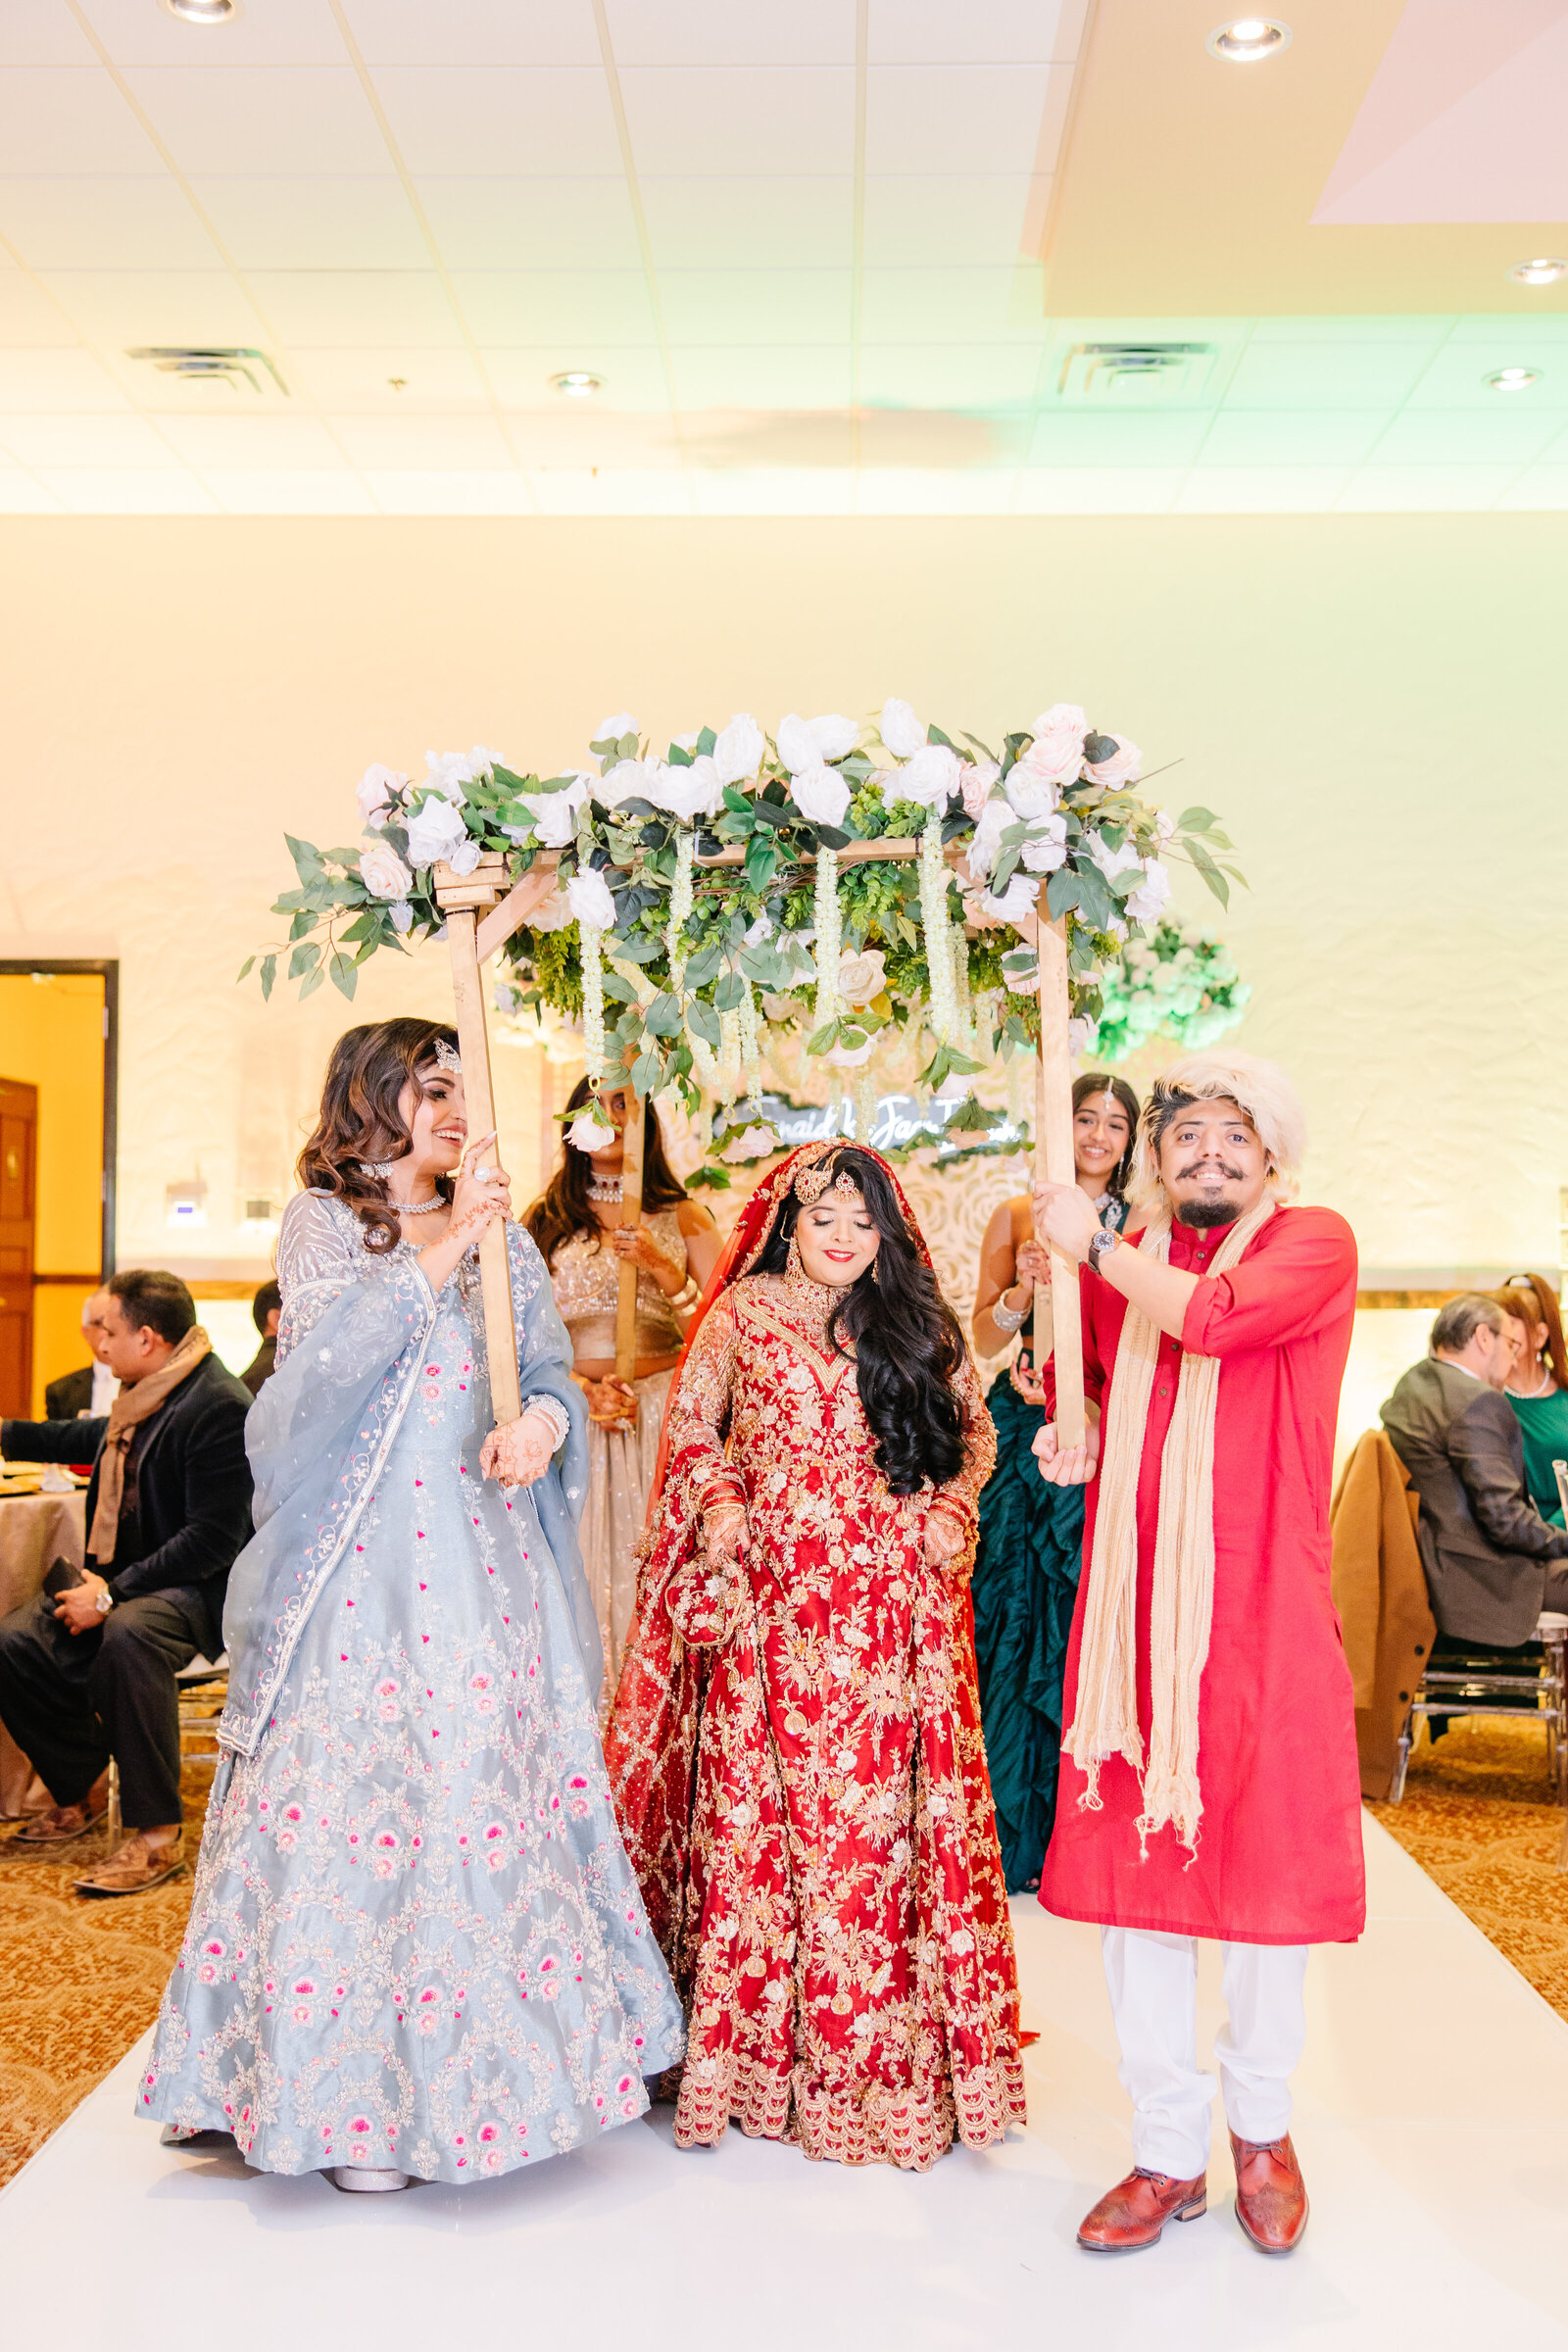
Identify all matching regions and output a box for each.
[969,1073,1139,1892]
[1495,1273,1568,1527]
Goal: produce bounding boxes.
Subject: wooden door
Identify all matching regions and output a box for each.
[0,1079,37,1420]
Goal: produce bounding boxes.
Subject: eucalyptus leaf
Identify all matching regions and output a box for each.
[807,1018,842,1055]
[236,956,255,983]
[686,998,722,1051]
[613,932,664,964]
[644,991,684,1038]
[288,941,321,979]
[259,954,276,1002]
[713,971,745,1013]
[1046,868,1083,920]
[696,726,717,757]
[329,951,358,1001]
[298,964,326,1000]
[685,944,722,989]
[600,970,639,1003]
[630,1045,664,1099]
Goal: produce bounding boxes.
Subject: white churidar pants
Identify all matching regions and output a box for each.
[1101,1927,1308,2179]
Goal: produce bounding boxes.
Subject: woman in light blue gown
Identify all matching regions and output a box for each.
[140,1017,684,2191]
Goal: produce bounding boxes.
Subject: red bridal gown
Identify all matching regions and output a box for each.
[606,1267,1026,2169]
[1040,1206,1366,1946]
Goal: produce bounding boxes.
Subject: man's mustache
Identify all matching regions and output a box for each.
[1175,1157,1246,1182]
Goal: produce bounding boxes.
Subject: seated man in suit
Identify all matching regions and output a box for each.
[43,1287,118,1421]
[1381,1291,1568,1648]
[0,1270,254,1896]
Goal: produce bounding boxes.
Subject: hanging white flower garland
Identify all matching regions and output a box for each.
[918,810,961,1047]
[812,845,842,1029]
[580,921,606,1090]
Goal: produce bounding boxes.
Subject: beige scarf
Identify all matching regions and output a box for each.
[88,1326,212,1566]
[1063,1198,1273,1856]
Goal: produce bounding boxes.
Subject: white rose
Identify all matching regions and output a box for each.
[1085,830,1143,884]
[893,742,960,811]
[403,793,470,868]
[517,773,589,850]
[777,712,855,771]
[1125,858,1171,925]
[652,754,725,822]
[1156,808,1177,844]
[720,1123,780,1163]
[963,797,1012,883]
[791,763,851,828]
[836,948,886,1006]
[670,731,699,753]
[1067,1015,1099,1058]
[600,757,657,808]
[1024,704,1089,785]
[358,841,414,901]
[1019,814,1069,873]
[566,867,617,931]
[595,712,638,744]
[959,758,999,819]
[526,883,573,933]
[1004,764,1061,822]
[807,712,857,761]
[827,1035,874,1068]
[1084,733,1143,788]
[356,762,404,828]
[712,712,765,787]
[568,1106,616,1152]
[879,698,926,760]
[760,992,803,1023]
[389,900,414,935]
[421,748,486,799]
[980,870,1041,925]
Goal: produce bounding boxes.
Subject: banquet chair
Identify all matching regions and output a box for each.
[104,1652,228,1846]
[1389,1613,1568,1819]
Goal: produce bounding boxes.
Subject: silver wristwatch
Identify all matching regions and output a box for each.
[1087,1227,1119,1276]
[93,1585,113,1614]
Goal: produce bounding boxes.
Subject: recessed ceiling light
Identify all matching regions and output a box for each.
[160,0,242,20]
[1508,257,1567,287]
[1206,17,1292,62]
[1486,367,1541,392]
[550,371,604,398]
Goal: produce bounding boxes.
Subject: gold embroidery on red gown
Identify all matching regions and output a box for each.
[606,1268,1025,2170]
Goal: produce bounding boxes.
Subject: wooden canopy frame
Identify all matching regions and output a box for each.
[432,844,1085,1446]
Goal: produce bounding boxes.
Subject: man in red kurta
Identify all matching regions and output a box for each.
[1033,1052,1361,2258]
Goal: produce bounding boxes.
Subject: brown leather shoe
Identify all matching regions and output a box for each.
[16,1798,107,1845]
[1077,2167,1208,2252]
[74,1829,184,1898]
[1230,2131,1308,2255]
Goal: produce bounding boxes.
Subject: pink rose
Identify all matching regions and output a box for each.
[959,758,1000,819]
[1084,733,1143,788]
[1023,705,1088,786]
[356,763,405,828]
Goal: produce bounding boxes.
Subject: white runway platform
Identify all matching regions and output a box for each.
[4,1813,1566,2352]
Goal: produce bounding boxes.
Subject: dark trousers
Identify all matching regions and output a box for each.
[0,1591,201,1827]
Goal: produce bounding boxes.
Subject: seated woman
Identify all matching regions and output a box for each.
[525,1078,719,1690]
[1495,1273,1568,1528]
[606,1142,1023,2172]
[968,1071,1139,1891]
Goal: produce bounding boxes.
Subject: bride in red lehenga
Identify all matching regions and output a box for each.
[605,1141,1025,2170]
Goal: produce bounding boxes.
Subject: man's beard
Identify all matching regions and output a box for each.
[1176,1198,1243,1230]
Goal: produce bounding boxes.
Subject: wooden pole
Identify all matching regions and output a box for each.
[613,1080,645,1382]
[434,856,522,1428]
[1035,891,1085,1446]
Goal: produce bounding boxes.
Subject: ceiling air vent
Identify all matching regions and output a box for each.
[125,346,289,395]
[1056,342,1218,401]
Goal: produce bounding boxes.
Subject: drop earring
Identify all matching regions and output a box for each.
[785,1233,804,1279]
[360,1155,396,1181]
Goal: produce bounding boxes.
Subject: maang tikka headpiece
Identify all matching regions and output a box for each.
[434,1038,463,1075]
[792,1154,861,1208]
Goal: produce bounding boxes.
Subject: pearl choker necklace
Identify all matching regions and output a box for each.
[587,1174,623,1205]
[393,1192,446,1216]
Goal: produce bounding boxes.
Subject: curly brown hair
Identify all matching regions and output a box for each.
[524,1073,689,1268]
[297,1016,461,1252]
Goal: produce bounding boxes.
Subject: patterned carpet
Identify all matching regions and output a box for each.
[1,1725,1564,2191]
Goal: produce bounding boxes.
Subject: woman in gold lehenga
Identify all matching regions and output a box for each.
[524,1079,719,1690]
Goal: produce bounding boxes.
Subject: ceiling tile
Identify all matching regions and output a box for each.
[506,407,681,466]
[639,175,853,270]
[0,411,175,466]
[855,467,1016,512]
[1448,314,1568,347]
[0,66,164,174]
[200,467,377,514]
[1221,341,1436,412]
[1028,412,1210,466]
[0,2,98,66]
[1174,466,1354,514]
[859,267,1047,345]
[858,408,1027,465]
[1199,407,1389,466]
[246,270,463,347]
[152,411,348,467]
[0,176,220,270]
[669,344,852,409]
[692,468,853,514]
[0,466,63,512]
[450,271,656,347]
[481,344,670,410]
[604,0,856,66]
[657,268,850,344]
[330,413,516,469]
[38,270,267,348]
[864,65,1067,177]
[618,67,856,176]
[1402,338,1568,411]
[0,347,132,412]
[123,66,390,176]
[290,345,490,408]
[861,175,1041,269]
[867,0,1087,66]
[685,408,855,466]
[77,0,348,68]
[416,177,642,270]
[527,467,692,514]
[190,177,426,270]
[1248,316,1451,345]
[364,469,533,514]
[1497,464,1568,510]
[1013,466,1182,513]
[858,344,1043,409]
[341,0,601,66]
[1338,464,1514,511]
[1374,407,1560,463]
[370,68,622,176]
[0,266,77,347]
[33,465,217,512]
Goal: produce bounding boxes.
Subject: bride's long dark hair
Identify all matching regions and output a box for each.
[754,1146,968,1495]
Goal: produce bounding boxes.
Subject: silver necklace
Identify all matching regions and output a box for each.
[392,1191,446,1217]
[587,1173,623,1204]
[1506,1371,1554,1398]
